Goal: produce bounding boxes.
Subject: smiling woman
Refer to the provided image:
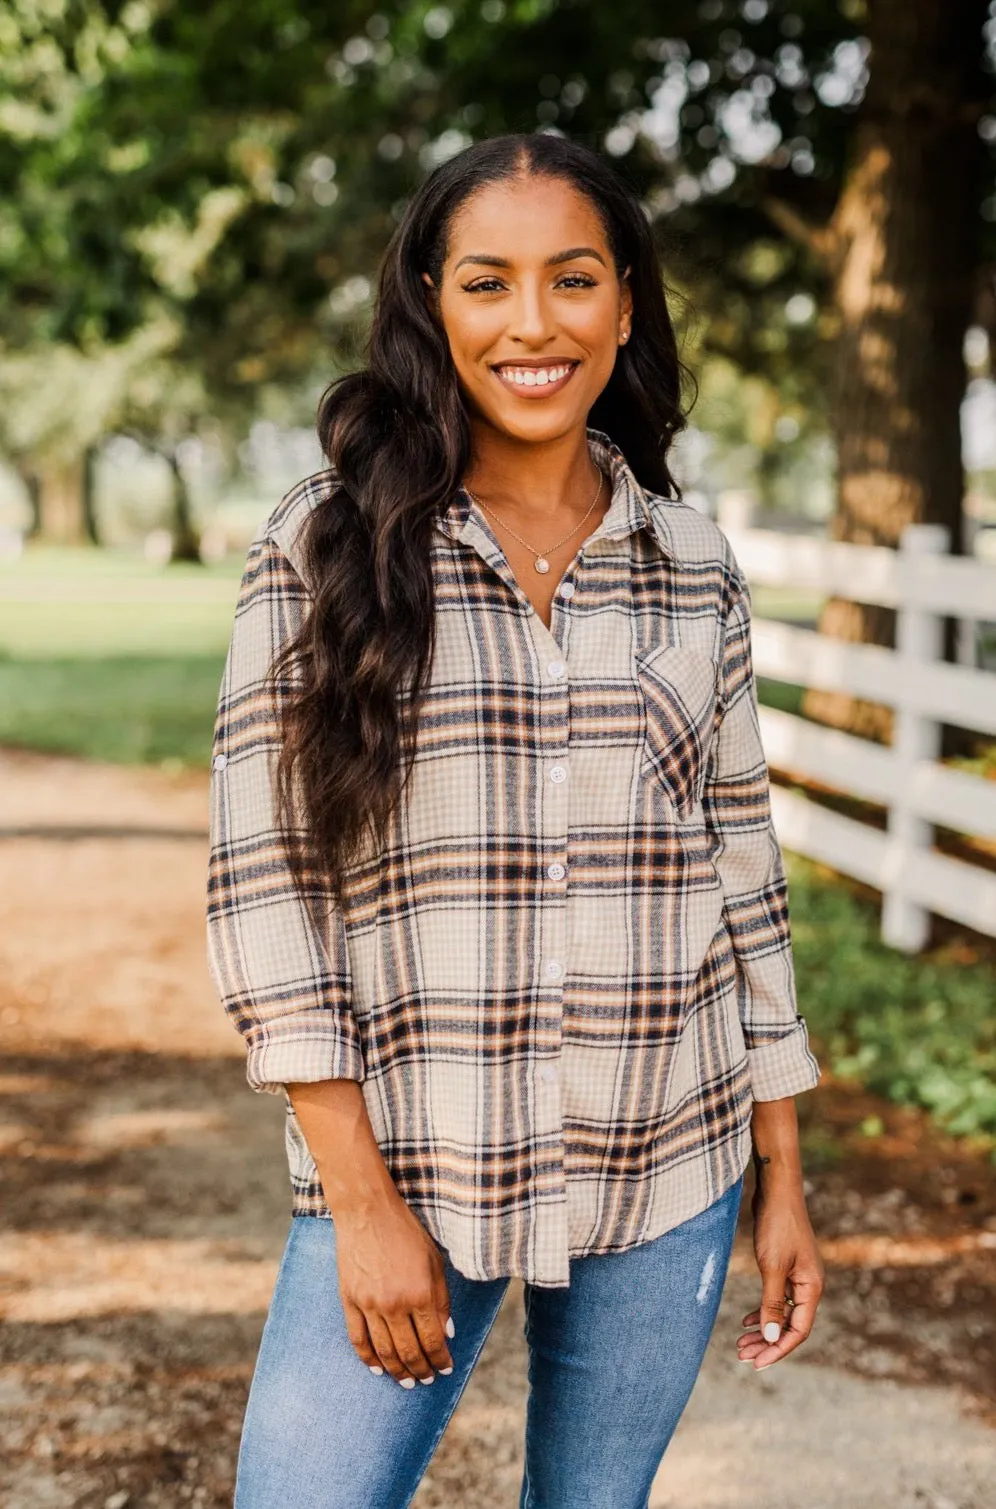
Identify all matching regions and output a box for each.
[206,131,825,1509]
[412,173,643,625]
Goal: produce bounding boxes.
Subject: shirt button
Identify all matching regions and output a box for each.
[547,659,566,679]
[213,754,228,771]
[547,862,566,881]
[539,1063,559,1084]
[544,958,563,980]
[549,764,567,783]
[560,582,576,599]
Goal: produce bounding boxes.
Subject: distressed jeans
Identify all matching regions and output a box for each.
[234,1170,744,1509]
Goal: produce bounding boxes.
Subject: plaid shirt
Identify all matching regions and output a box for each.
[206,427,820,1288]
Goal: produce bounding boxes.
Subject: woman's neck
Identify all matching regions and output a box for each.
[462,423,605,524]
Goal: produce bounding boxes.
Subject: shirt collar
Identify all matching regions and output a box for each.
[435,425,678,562]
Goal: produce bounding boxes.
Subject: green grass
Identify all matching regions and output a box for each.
[756,677,804,716]
[0,655,225,766]
[0,548,240,660]
[788,854,996,1149]
[0,600,237,659]
[0,542,243,582]
[0,548,236,755]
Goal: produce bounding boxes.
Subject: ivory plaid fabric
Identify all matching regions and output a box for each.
[206,427,820,1287]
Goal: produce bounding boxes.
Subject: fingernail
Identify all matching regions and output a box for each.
[399,1377,416,1389]
[762,1322,781,1343]
[440,1366,453,1376]
[418,1376,435,1385]
[369,1365,384,1375]
[445,1317,455,1338]
[755,1363,773,1371]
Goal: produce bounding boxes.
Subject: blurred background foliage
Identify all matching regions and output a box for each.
[2,0,994,559]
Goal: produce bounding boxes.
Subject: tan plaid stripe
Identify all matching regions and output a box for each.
[206,426,820,1287]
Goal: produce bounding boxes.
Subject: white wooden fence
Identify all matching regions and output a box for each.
[722,522,996,952]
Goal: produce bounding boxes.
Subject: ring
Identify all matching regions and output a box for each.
[784,1297,796,1308]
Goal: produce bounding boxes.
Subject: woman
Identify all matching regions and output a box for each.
[207,132,825,1509]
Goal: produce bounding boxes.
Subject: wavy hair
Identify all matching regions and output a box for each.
[272,131,694,913]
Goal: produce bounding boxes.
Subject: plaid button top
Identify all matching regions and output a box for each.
[206,426,820,1288]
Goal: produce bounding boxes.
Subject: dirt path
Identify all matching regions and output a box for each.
[1,748,994,1508]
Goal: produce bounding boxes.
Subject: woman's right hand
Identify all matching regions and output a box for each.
[333,1191,455,1387]
[285,1078,455,1387]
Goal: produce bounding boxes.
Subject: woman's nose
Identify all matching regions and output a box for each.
[504,284,556,343]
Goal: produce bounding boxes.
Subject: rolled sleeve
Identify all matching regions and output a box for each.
[206,529,364,1095]
[704,566,821,1102]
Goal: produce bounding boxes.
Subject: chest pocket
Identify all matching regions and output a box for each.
[634,644,720,818]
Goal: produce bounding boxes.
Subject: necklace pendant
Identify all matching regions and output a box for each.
[534,556,551,574]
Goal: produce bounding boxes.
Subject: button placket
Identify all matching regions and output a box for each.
[537,641,570,1152]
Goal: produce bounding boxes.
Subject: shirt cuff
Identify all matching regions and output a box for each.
[746,1016,822,1101]
[244,1011,365,1094]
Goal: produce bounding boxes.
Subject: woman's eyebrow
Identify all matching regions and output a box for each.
[453,246,607,272]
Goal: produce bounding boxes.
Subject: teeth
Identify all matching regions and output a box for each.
[495,364,574,388]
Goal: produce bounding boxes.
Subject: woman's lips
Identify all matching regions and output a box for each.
[490,362,580,397]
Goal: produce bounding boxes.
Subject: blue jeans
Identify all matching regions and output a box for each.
[234,1171,744,1509]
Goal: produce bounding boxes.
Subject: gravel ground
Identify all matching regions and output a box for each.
[1,748,993,1508]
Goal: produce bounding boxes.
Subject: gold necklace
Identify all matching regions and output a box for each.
[463,467,606,574]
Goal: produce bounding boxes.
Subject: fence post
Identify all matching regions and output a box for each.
[880,523,948,952]
[956,515,979,667]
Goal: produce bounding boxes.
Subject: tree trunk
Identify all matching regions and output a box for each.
[167,449,201,563]
[82,443,100,547]
[35,456,88,545]
[17,465,42,538]
[802,0,988,744]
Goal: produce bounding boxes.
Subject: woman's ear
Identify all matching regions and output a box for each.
[621,265,633,323]
[422,271,440,315]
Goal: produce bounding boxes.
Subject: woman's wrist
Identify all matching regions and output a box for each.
[287,1078,402,1219]
[750,1095,806,1197]
[752,1149,806,1201]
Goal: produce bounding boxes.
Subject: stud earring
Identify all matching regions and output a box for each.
[619,330,630,344]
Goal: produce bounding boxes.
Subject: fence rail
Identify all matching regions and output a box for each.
[722,522,996,952]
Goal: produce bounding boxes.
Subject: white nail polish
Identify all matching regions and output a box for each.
[445,1317,455,1338]
[399,1377,416,1389]
[762,1322,781,1343]
[440,1366,453,1375]
[369,1365,384,1375]
[418,1375,435,1385]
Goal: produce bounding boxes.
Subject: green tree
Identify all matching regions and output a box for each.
[3,1,993,708]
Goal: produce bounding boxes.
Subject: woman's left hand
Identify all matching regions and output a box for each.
[737,1175,825,1370]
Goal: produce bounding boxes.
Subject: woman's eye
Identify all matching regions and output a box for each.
[464,273,598,294]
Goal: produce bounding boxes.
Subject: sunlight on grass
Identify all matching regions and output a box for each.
[0,601,237,658]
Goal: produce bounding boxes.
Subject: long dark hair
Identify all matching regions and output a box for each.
[272,132,693,913]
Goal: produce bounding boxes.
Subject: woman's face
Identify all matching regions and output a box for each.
[423,173,632,446]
